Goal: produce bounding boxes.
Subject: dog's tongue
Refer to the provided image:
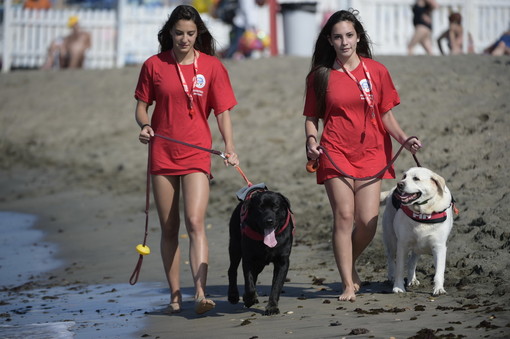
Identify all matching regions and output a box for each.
[264,228,277,248]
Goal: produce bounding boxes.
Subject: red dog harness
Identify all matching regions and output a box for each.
[240,188,294,241]
[392,191,457,224]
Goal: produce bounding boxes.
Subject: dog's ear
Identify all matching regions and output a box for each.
[277,193,292,213]
[431,174,446,197]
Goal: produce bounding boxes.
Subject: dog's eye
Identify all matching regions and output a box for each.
[413,176,420,181]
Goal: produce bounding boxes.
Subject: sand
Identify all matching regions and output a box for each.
[0,54,509,338]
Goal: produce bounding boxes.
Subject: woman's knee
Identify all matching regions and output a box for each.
[185,215,206,236]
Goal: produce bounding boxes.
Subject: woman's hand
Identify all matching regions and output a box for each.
[224,152,239,167]
[404,136,422,154]
[139,124,154,144]
[306,136,321,160]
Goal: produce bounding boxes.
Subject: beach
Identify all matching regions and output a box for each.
[0,55,509,338]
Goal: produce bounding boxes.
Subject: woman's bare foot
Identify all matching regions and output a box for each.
[164,302,181,314]
[195,296,216,314]
[353,270,362,292]
[338,285,357,302]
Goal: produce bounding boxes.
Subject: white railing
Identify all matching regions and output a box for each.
[1,0,509,72]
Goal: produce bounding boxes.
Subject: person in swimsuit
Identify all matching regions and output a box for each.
[407,0,439,55]
[41,16,91,70]
[304,9,422,302]
[134,5,239,315]
[484,30,510,56]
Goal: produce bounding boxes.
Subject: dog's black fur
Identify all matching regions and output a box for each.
[227,190,294,315]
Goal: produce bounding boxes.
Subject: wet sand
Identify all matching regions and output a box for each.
[0,55,509,338]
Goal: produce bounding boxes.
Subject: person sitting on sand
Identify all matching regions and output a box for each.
[134,5,239,315]
[483,30,510,56]
[437,11,474,55]
[41,16,91,70]
[303,9,422,302]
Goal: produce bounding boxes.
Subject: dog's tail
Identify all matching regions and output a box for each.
[380,190,392,206]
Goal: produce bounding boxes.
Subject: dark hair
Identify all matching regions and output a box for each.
[158,5,216,55]
[449,12,462,25]
[306,9,373,119]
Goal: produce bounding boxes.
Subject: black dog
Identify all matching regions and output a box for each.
[227,188,294,315]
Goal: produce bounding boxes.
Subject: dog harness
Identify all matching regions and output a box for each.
[392,191,457,224]
[240,188,294,242]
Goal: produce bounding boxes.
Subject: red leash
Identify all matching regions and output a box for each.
[306,136,421,180]
[129,141,152,285]
[129,134,252,285]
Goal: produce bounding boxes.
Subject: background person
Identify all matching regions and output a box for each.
[437,11,474,55]
[222,0,264,59]
[303,9,421,302]
[407,0,439,55]
[41,16,91,70]
[134,5,239,315]
[23,0,51,10]
[483,30,510,56]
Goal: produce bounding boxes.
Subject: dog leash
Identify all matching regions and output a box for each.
[154,133,253,186]
[129,141,152,285]
[306,136,421,180]
[129,133,253,285]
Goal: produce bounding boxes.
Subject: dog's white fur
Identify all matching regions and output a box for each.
[381,167,454,295]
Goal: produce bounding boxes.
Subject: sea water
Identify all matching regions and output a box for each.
[0,211,184,338]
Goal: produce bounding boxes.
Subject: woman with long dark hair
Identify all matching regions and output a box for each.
[304,10,421,301]
[134,5,239,314]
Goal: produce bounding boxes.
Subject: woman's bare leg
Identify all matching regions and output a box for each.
[152,175,182,312]
[181,172,215,313]
[325,177,357,301]
[351,179,382,288]
[408,25,433,55]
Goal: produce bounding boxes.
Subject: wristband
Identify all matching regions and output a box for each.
[306,135,317,143]
[141,124,151,130]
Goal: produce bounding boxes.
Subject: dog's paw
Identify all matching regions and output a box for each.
[243,292,259,308]
[228,289,239,304]
[432,286,446,296]
[392,286,406,293]
[264,305,280,316]
[408,278,420,287]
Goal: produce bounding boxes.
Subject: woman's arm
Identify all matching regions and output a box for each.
[216,110,239,166]
[135,100,153,144]
[305,116,321,160]
[381,109,422,154]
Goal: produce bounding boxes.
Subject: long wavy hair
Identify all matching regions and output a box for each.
[306,9,373,119]
[157,5,216,55]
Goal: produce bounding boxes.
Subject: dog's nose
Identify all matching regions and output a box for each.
[265,218,274,226]
[397,182,405,190]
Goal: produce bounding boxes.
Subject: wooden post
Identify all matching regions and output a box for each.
[2,0,13,73]
[269,0,278,56]
[115,0,126,68]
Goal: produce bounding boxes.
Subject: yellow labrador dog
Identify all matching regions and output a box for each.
[381,167,456,296]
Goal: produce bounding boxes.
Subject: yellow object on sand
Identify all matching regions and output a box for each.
[136,244,150,255]
[67,15,79,28]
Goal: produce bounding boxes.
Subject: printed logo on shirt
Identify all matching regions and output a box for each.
[359,79,371,93]
[196,74,206,89]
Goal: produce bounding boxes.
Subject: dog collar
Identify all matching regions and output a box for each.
[392,191,458,224]
[241,209,294,241]
[400,205,448,224]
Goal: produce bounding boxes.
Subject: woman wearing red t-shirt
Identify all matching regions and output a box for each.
[304,10,422,302]
[135,5,239,314]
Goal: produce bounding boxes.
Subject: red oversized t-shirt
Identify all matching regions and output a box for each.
[303,58,400,184]
[135,51,237,176]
